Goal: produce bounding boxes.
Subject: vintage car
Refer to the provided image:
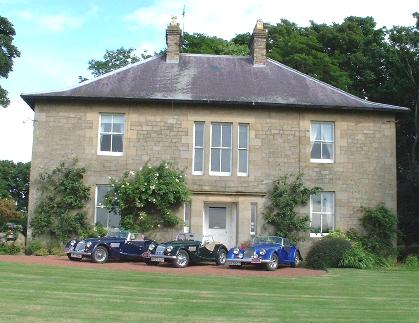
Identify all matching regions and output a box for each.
[226,235,302,271]
[64,228,155,264]
[142,233,228,268]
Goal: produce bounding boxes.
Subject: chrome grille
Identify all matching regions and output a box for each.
[155,245,166,256]
[75,241,86,252]
[243,248,255,258]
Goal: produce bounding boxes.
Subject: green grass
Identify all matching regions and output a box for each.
[0,262,418,322]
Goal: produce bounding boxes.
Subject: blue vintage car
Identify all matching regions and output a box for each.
[226,235,302,271]
[64,228,155,264]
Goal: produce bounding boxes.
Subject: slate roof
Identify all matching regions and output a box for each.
[21,53,407,112]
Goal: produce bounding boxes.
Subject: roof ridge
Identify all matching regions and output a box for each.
[181,53,249,59]
[267,58,405,111]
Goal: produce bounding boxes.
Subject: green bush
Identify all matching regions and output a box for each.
[26,240,45,255]
[34,248,49,256]
[49,246,65,256]
[339,244,376,269]
[360,205,396,257]
[404,255,418,269]
[0,243,21,255]
[305,237,352,269]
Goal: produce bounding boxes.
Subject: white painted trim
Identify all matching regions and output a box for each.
[192,122,204,175]
[309,192,336,235]
[310,121,335,163]
[209,122,232,176]
[237,123,249,176]
[310,159,334,164]
[310,233,330,238]
[97,113,125,156]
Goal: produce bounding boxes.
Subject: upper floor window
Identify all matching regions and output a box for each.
[99,113,125,156]
[238,123,249,176]
[210,122,232,176]
[95,185,120,229]
[310,121,334,163]
[193,122,204,175]
[310,192,335,237]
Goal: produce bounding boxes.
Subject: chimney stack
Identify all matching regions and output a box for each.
[250,19,267,66]
[166,16,181,63]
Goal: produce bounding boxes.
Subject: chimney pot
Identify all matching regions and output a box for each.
[166,16,181,63]
[250,19,267,66]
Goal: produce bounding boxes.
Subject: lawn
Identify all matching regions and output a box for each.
[0,262,418,322]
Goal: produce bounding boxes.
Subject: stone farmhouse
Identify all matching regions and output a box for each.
[22,19,407,252]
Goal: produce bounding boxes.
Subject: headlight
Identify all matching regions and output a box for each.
[259,249,266,256]
[233,247,240,255]
[148,243,155,251]
[86,241,92,249]
[238,254,243,259]
[166,245,173,253]
[70,240,76,246]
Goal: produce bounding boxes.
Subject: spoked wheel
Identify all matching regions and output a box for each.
[266,253,279,271]
[216,249,227,266]
[291,252,301,268]
[173,250,189,268]
[92,246,109,264]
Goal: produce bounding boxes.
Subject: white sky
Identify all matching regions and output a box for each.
[0,0,417,162]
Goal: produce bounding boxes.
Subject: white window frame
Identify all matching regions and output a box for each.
[250,203,257,236]
[209,122,232,176]
[95,185,120,229]
[238,123,249,176]
[310,121,335,163]
[310,192,335,237]
[98,113,125,156]
[183,202,191,233]
[192,122,204,175]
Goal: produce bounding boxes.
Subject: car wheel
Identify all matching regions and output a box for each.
[291,252,300,268]
[67,254,82,261]
[92,246,109,264]
[216,249,227,266]
[174,250,189,268]
[266,253,279,271]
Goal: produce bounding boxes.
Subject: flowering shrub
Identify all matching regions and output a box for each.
[104,162,190,232]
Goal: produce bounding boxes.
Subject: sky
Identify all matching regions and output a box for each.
[0,0,417,162]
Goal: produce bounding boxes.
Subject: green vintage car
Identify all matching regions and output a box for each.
[143,233,228,268]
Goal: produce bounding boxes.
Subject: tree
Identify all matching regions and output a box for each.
[0,160,30,212]
[30,160,91,242]
[263,174,320,243]
[104,162,190,233]
[0,197,22,230]
[0,16,21,107]
[182,32,248,55]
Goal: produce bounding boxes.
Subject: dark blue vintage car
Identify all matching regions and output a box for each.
[64,229,155,264]
[226,235,302,271]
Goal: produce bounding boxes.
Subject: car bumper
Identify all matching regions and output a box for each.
[226,258,271,265]
[150,254,177,261]
[65,250,92,257]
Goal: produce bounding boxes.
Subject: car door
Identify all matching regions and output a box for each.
[280,238,292,262]
[120,233,146,256]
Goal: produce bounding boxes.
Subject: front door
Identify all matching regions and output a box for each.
[204,204,236,248]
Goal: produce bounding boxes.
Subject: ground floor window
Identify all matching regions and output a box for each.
[310,192,335,237]
[95,185,120,229]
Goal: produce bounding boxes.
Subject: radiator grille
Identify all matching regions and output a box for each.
[243,248,255,258]
[75,241,86,252]
[155,245,166,256]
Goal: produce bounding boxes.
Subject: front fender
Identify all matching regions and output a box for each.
[262,249,278,261]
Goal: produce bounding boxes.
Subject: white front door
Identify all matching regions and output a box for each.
[204,204,236,248]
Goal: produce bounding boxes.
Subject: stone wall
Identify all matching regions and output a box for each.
[28,101,397,254]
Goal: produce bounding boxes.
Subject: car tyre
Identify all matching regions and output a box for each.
[291,252,301,268]
[216,249,227,266]
[174,250,189,268]
[67,253,82,261]
[92,246,109,264]
[266,253,279,271]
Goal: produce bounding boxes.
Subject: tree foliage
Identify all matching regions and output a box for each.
[30,160,91,242]
[263,174,320,243]
[104,162,190,233]
[0,160,30,212]
[182,32,248,55]
[0,197,22,230]
[0,16,20,107]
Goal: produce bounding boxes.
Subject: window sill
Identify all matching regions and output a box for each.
[237,172,248,177]
[310,232,331,238]
[192,171,204,176]
[310,159,334,164]
[209,172,231,176]
[98,151,124,157]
